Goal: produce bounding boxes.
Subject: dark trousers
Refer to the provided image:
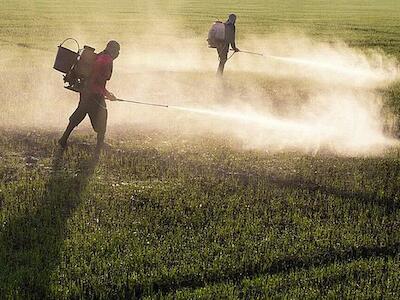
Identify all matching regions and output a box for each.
[69,92,108,134]
[60,92,107,147]
[217,43,229,75]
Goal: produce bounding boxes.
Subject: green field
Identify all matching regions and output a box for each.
[2,0,400,57]
[1,1,400,298]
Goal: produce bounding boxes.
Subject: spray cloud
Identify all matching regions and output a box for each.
[0,22,398,156]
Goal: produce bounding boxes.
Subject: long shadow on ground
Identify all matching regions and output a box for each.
[212,160,399,213]
[248,171,400,213]
[129,241,400,298]
[130,167,400,297]
[0,148,99,297]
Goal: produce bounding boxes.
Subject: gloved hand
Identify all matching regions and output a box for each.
[106,92,117,101]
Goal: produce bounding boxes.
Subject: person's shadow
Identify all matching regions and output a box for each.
[0,147,99,297]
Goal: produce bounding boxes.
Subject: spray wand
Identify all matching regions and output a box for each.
[230,49,264,56]
[115,98,169,108]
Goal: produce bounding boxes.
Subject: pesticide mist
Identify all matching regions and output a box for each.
[1,30,399,155]
[109,33,399,155]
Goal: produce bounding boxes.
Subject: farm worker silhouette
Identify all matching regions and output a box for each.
[217,14,240,75]
[59,40,120,150]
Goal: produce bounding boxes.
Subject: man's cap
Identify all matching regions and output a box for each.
[106,40,120,51]
[227,14,237,24]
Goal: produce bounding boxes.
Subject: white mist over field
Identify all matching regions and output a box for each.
[109,33,399,155]
[0,28,399,155]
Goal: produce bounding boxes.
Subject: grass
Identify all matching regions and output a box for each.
[0,129,399,298]
[1,0,400,298]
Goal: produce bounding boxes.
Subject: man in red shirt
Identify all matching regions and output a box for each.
[58,40,120,150]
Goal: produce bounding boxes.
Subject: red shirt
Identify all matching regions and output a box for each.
[88,52,113,96]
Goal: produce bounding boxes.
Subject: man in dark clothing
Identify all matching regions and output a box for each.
[217,14,240,76]
[58,40,120,150]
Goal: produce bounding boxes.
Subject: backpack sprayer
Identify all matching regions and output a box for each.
[207,21,226,48]
[53,38,97,92]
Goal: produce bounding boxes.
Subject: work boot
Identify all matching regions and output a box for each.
[58,122,75,149]
[58,137,67,149]
[217,60,226,76]
[95,133,105,152]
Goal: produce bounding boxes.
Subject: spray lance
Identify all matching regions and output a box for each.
[230,49,264,56]
[112,98,169,108]
[226,48,264,61]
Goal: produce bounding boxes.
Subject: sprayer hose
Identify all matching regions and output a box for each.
[227,51,236,61]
